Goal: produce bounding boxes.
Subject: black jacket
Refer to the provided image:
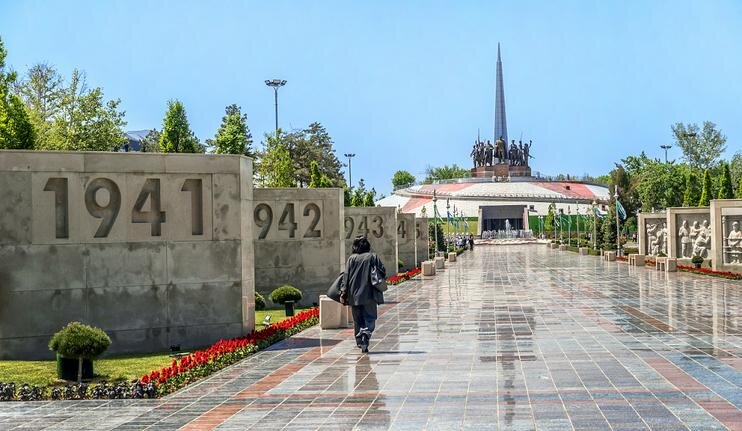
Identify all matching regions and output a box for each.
[343,252,386,306]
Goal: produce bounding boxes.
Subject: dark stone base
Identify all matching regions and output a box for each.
[471,164,531,178]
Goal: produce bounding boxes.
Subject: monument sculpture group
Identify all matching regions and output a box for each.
[470,136,532,168]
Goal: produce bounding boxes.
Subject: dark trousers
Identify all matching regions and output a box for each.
[351,302,378,345]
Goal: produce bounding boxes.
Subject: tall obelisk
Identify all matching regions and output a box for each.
[494,43,508,146]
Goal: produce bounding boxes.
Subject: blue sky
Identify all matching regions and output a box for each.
[1,1,741,195]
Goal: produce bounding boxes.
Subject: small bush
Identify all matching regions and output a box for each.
[49,322,111,359]
[691,255,704,265]
[255,292,266,311]
[398,259,404,269]
[269,285,303,305]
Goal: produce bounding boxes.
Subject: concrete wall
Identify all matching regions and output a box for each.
[415,217,430,262]
[638,212,667,256]
[710,199,742,272]
[344,207,397,277]
[397,213,417,271]
[253,188,344,307]
[0,151,255,359]
[666,207,711,261]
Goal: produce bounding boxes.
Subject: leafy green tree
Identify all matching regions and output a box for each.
[718,162,734,199]
[140,129,162,152]
[309,160,322,188]
[257,131,295,187]
[737,177,742,199]
[159,100,202,153]
[601,204,617,250]
[609,163,639,216]
[0,93,36,149]
[0,37,36,149]
[279,122,344,187]
[633,159,685,211]
[343,187,352,206]
[544,203,555,236]
[392,170,416,189]
[44,69,127,151]
[730,152,742,191]
[682,171,698,207]
[363,188,376,207]
[424,164,470,183]
[209,104,253,156]
[672,121,727,170]
[351,179,367,207]
[698,169,711,206]
[14,63,63,147]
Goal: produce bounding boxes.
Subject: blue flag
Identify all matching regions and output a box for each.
[616,200,627,220]
[593,206,603,218]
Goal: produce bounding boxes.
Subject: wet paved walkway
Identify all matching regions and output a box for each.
[1,245,741,430]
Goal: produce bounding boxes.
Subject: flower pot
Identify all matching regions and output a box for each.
[284,300,295,317]
[56,354,94,381]
[693,263,702,269]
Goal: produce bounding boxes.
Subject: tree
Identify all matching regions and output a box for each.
[737,177,742,199]
[392,170,416,189]
[159,100,202,153]
[698,169,711,207]
[140,129,162,153]
[279,122,344,187]
[424,164,470,183]
[343,187,352,206]
[544,203,555,236]
[209,104,253,156]
[14,63,64,147]
[601,204,617,250]
[718,162,734,199]
[0,93,36,149]
[0,37,36,149]
[351,179,366,207]
[257,131,295,187]
[682,171,698,207]
[363,188,376,207]
[729,152,742,195]
[43,69,127,151]
[309,160,322,188]
[672,121,727,170]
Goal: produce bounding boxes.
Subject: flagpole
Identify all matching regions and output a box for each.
[446,198,450,253]
[592,200,597,250]
[433,191,439,258]
[614,185,621,256]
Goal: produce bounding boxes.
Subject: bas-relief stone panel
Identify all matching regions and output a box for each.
[0,151,254,359]
[397,213,417,272]
[252,188,344,307]
[638,213,667,257]
[674,213,712,259]
[721,208,742,266]
[344,207,398,277]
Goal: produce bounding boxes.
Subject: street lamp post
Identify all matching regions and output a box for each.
[576,203,580,245]
[569,206,573,245]
[539,215,544,238]
[592,200,597,250]
[614,185,621,256]
[660,145,672,163]
[445,198,451,252]
[344,153,356,187]
[264,79,287,134]
[432,191,439,257]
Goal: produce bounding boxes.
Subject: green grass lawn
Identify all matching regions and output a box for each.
[0,308,311,386]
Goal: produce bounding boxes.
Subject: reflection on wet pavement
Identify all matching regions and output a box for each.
[0,245,740,430]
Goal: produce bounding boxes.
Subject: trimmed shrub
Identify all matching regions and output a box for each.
[255,292,266,311]
[269,285,303,305]
[691,255,704,265]
[49,322,111,360]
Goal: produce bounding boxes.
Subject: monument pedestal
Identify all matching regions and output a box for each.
[471,163,531,178]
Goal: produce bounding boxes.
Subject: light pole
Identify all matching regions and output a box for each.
[539,215,544,238]
[567,205,571,245]
[592,200,597,250]
[445,198,451,252]
[265,79,287,134]
[344,153,356,187]
[614,185,621,256]
[660,144,672,163]
[576,203,580,245]
[432,191,439,257]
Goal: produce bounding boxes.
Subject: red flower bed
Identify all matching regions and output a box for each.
[676,264,742,280]
[140,307,319,396]
[388,267,422,285]
[616,256,628,262]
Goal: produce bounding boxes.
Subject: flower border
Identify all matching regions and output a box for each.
[388,267,421,285]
